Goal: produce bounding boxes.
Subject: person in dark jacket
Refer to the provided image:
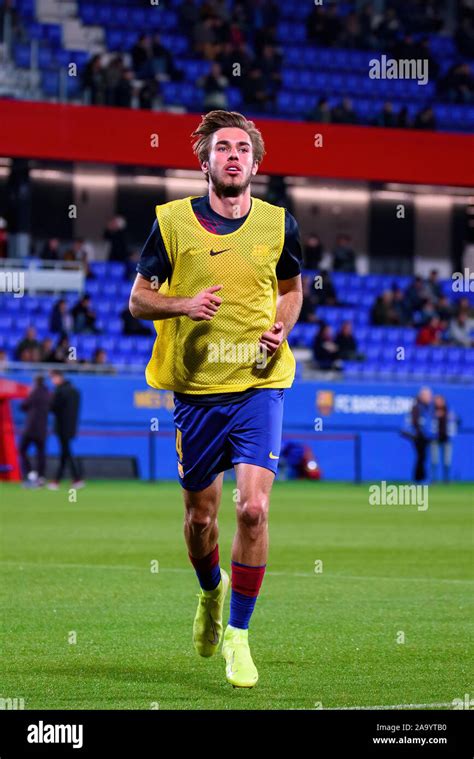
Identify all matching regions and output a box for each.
[19,375,51,486]
[402,387,434,482]
[47,370,84,489]
[431,395,457,483]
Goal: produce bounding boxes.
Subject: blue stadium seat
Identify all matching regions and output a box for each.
[41,70,59,96]
[13,43,31,68]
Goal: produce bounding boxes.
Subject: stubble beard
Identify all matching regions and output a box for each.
[208,166,252,198]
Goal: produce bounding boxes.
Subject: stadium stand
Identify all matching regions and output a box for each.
[2,0,474,132]
[1,260,472,381]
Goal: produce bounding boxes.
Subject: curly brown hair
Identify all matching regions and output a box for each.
[191,110,266,165]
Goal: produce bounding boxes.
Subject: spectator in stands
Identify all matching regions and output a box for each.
[307,96,331,124]
[48,370,83,490]
[425,268,443,302]
[371,290,398,326]
[306,5,327,44]
[404,275,428,316]
[303,234,324,269]
[436,294,453,322]
[242,66,271,111]
[131,34,154,80]
[114,68,134,109]
[456,16,474,58]
[104,216,128,262]
[63,240,94,281]
[449,312,474,346]
[321,3,343,46]
[40,238,61,261]
[82,54,105,105]
[194,16,219,59]
[49,335,72,364]
[198,62,229,110]
[93,348,107,365]
[316,270,338,306]
[335,320,358,360]
[121,306,153,336]
[331,98,358,125]
[413,105,437,130]
[397,106,410,128]
[216,41,252,82]
[416,298,438,326]
[312,323,341,370]
[139,78,159,110]
[391,285,410,325]
[373,102,397,128]
[342,11,362,49]
[104,55,124,106]
[416,315,443,345]
[439,63,474,103]
[40,338,54,362]
[71,295,99,335]
[358,1,378,49]
[179,0,200,40]
[50,298,73,335]
[260,44,282,95]
[152,33,183,81]
[392,33,420,61]
[455,296,474,319]
[15,326,40,362]
[332,233,356,272]
[299,275,319,324]
[374,7,401,49]
[19,375,50,487]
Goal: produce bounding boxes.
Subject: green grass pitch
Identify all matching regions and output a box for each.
[1,480,472,710]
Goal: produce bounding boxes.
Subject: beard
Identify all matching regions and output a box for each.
[208,166,252,197]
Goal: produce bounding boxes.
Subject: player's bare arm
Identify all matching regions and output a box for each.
[259,275,303,354]
[129,273,223,321]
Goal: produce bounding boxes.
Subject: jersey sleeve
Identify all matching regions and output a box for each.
[276,209,303,280]
[136,218,172,283]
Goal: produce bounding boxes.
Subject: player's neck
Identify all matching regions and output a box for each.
[207,188,251,219]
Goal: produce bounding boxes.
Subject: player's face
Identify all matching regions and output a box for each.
[204,127,258,197]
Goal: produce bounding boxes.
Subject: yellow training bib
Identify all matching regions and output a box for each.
[145,196,296,393]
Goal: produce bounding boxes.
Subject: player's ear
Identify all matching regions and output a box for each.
[251,161,259,176]
[201,161,209,177]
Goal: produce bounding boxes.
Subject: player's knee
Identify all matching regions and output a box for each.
[184,507,216,535]
[237,497,268,530]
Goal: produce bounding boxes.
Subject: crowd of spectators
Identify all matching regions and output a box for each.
[369,269,474,348]
[74,0,474,127]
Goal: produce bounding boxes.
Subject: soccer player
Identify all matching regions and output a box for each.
[130,110,302,688]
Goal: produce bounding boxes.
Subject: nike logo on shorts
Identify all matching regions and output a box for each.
[269,452,279,459]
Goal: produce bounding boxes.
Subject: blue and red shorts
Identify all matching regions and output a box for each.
[173,388,284,491]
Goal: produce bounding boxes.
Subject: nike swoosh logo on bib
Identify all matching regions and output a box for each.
[210,248,231,256]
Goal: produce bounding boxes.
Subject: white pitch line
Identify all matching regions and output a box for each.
[325,702,454,710]
[0,561,472,584]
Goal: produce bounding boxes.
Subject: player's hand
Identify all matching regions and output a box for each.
[259,321,285,355]
[185,285,223,321]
